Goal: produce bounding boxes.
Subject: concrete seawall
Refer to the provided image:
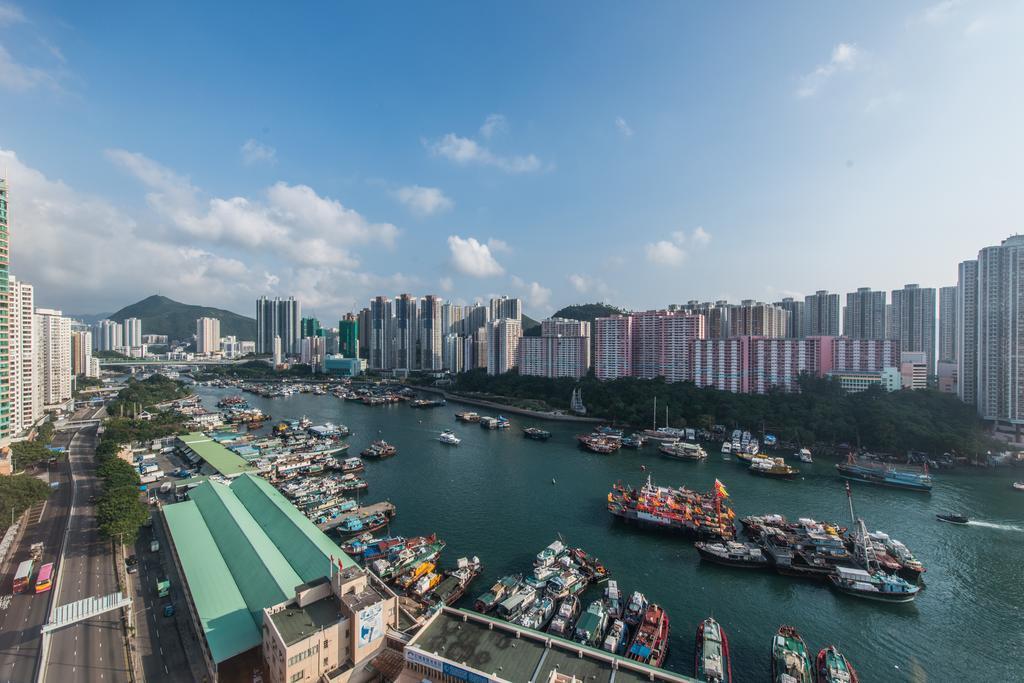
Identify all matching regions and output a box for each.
[412,386,602,424]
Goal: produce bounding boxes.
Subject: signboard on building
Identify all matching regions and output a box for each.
[405,649,443,672]
[442,663,491,683]
[357,604,384,647]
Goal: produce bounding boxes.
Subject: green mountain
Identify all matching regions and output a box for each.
[110,295,256,342]
[522,314,541,336]
[551,302,626,322]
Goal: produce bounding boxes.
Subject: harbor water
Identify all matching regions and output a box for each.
[196,386,1023,681]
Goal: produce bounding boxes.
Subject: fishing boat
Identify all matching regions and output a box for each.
[523,427,552,440]
[621,433,646,449]
[626,603,670,667]
[496,416,511,429]
[829,565,919,603]
[797,448,813,463]
[424,557,482,610]
[361,440,397,458]
[836,454,932,492]
[695,617,732,683]
[772,625,812,683]
[577,434,621,454]
[455,411,481,423]
[573,600,610,647]
[604,579,622,619]
[815,645,859,683]
[547,595,581,637]
[515,596,557,631]
[474,574,522,613]
[865,531,925,583]
[623,591,648,628]
[495,585,538,621]
[602,619,630,655]
[749,457,799,479]
[334,511,389,539]
[694,541,770,569]
[438,430,461,445]
[659,442,708,461]
[1012,481,1024,492]
[936,513,969,525]
[396,560,436,589]
[721,441,732,456]
[607,476,737,541]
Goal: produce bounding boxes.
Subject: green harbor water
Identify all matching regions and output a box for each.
[196,386,1023,681]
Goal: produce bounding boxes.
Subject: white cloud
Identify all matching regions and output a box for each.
[479,113,507,139]
[645,240,687,267]
[0,3,25,25]
[797,42,862,98]
[645,227,709,267]
[487,238,511,253]
[108,149,398,268]
[525,281,552,310]
[447,235,505,277]
[240,139,276,166]
[615,117,634,138]
[0,43,59,91]
[394,185,453,217]
[922,0,962,24]
[426,116,545,173]
[567,273,612,297]
[439,276,454,293]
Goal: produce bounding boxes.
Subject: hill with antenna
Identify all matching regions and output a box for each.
[109,295,256,342]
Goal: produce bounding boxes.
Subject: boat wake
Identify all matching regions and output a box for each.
[966,520,1024,532]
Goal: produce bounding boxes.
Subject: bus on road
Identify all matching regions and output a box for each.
[34,563,54,593]
[13,560,33,594]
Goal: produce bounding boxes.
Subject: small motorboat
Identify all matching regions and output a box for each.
[797,448,813,463]
[1012,481,1024,492]
[438,430,461,446]
[936,513,969,525]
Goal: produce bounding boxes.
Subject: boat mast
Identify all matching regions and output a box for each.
[653,396,657,431]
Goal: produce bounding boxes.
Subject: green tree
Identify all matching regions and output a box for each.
[98,458,141,491]
[96,487,149,544]
[10,441,54,471]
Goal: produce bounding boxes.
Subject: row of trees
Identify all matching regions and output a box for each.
[451,370,998,456]
[107,374,192,417]
[9,422,57,471]
[94,417,159,544]
[194,360,317,381]
[0,476,51,533]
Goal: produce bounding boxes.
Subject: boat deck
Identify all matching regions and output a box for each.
[315,501,396,531]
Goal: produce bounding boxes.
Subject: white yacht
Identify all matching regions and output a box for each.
[439,430,461,446]
[721,441,732,455]
[797,448,813,463]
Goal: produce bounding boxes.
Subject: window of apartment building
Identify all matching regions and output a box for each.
[290,672,305,682]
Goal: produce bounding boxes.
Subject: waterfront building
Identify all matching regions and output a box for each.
[831,338,901,373]
[35,308,73,408]
[900,351,928,390]
[890,284,937,376]
[219,335,241,359]
[357,307,370,360]
[323,355,362,377]
[299,316,322,339]
[8,276,38,435]
[337,314,359,359]
[122,317,143,347]
[938,285,957,364]
[593,315,632,380]
[844,287,887,340]
[92,319,123,352]
[691,336,751,393]
[804,290,841,336]
[956,259,978,406]
[256,296,302,355]
[419,294,443,371]
[486,318,521,375]
[774,297,804,338]
[394,293,419,371]
[517,318,591,379]
[728,300,788,338]
[195,317,221,355]
[300,335,326,370]
[489,295,522,322]
[369,296,393,370]
[272,335,282,366]
[749,337,823,394]
[657,313,705,382]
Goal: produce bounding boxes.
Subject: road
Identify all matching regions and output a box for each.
[0,431,73,683]
[43,419,130,683]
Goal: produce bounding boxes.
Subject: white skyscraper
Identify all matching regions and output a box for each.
[486,318,522,375]
[419,295,443,371]
[196,317,221,355]
[35,308,72,407]
[890,284,937,376]
[122,317,143,347]
[489,296,522,323]
[9,276,38,435]
[92,319,123,351]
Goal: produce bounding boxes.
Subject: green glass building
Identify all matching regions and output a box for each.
[338,316,358,359]
[300,316,322,339]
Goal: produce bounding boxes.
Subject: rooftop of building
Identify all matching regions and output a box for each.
[178,431,254,477]
[407,608,696,683]
[270,595,344,647]
[162,473,356,664]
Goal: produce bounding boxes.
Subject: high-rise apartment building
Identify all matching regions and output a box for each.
[256,296,302,355]
[71,330,93,375]
[486,318,521,375]
[774,298,804,339]
[418,295,443,371]
[122,317,142,347]
[804,290,841,336]
[441,301,463,336]
[680,301,730,338]
[393,294,418,371]
[92,319,122,351]
[8,276,37,436]
[300,317,322,339]
[0,179,9,442]
[195,317,221,355]
[957,260,978,407]
[300,335,326,370]
[890,283,937,376]
[35,308,72,408]
[369,296,393,370]
[831,338,901,373]
[972,238,1024,423]
[357,308,371,360]
[728,301,788,338]
[338,314,359,359]
[460,304,490,335]
[594,316,633,380]
[518,318,591,379]
[938,285,957,364]
[844,288,886,340]
[489,296,522,323]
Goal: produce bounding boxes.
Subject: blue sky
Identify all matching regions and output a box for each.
[2,1,1022,320]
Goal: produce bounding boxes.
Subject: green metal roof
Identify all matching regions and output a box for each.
[161,501,261,663]
[179,432,253,477]
[162,473,350,664]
